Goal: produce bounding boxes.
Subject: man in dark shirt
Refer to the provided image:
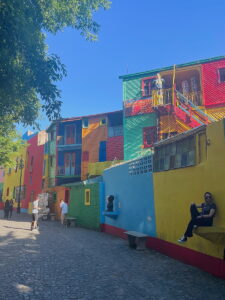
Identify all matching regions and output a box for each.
[178,192,216,243]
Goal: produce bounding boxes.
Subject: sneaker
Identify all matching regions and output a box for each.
[193,225,198,229]
[178,236,187,243]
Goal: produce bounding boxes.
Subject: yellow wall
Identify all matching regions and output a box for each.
[88,161,122,176]
[153,119,225,259]
[3,147,27,207]
[81,116,108,179]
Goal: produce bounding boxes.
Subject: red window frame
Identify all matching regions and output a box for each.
[143,126,157,148]
[141,76,156,97]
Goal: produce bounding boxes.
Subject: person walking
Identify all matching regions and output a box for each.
[4,200,10,219]
[60,199,68,225]
[8,199,14,219]
[31,197,40,231]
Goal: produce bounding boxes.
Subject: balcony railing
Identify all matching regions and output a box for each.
[57,166,65,175]
[152,89,201,107]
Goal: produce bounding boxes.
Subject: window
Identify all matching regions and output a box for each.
[43,160,46,176]
[30,191,35,202]
[30,156,34,172]
[13,187,15,198]
[6,187,9,197]
[154,135,196,172]
[141,77,156,97]
[50,155,53,167]
[42,179,45,189]
[143,126,157,148]
[100,118,107,126]
[85,189,91,206]
[82,151,89,162]
[218,68,225,83]
[82,118,89,128]
[65,125,75,144]
[30,175,32,185]
[50,131,55,141]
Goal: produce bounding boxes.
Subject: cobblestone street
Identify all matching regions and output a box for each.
[0,212,224,300]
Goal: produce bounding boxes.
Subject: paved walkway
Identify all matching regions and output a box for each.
[0,212,224,300]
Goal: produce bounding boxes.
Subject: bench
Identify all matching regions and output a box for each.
[194,226,225,245]
[50,213,56,221]
[124,231,148,250]
[64,217,77,228]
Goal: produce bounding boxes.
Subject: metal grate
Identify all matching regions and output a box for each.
[128,155,153,175]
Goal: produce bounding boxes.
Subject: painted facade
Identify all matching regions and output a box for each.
[67,177,103,230]
[23,131,47,212]
[102,156,156,237]
[2,147,27,211]
[120,56,225,161]
[152,119,225,278]
[81,111,123,180]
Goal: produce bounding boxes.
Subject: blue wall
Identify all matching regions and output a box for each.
[102,159,156,237]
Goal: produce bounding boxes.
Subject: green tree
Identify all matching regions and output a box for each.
[0,0,111,166]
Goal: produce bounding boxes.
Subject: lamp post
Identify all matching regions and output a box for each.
[16,158,24,214]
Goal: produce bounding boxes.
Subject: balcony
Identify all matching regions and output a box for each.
[152,89,201,107]
[57,136,81,151]
[57,166,80,177]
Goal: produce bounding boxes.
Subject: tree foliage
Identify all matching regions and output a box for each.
[0,0,110,166]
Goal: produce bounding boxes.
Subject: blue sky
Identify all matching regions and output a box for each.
[20,0,225,133]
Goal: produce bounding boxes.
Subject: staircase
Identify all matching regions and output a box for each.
[174,91,216,128]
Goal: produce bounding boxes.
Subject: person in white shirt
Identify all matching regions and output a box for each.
[31,198,40,231]
[60,199,68,225]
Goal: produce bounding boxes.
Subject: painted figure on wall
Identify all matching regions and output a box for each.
[106,195,114,212]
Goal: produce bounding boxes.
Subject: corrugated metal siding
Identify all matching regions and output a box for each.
[123,78,142,101]
[124,113,157,160]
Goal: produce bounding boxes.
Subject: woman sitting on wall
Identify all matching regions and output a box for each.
[178,192,216,243]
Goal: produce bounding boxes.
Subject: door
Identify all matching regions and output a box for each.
[65,126,75,144]
[64,152,76,175]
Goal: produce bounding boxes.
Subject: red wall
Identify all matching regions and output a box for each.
[106,136,124,161]
[22,134,45,210]
[202,59,225,106]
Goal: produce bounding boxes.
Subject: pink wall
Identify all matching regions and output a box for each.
[106,136,124,161]
[202,59,225,106]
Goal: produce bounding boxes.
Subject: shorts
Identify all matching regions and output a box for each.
[32,213,38,222]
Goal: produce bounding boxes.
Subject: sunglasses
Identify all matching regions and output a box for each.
[205,195,211,198]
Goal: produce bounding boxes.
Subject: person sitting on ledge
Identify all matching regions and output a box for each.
[178,192,216,243]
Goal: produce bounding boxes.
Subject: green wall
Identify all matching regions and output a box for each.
[123,78,141,101]
[124,113,157,160]
[68,183,100,230]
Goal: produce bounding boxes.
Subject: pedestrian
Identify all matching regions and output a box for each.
[31,197,40,231]
[4,200,10,219]
[8,199,14,219]
[60,199,68,225]
[178,192,216,243]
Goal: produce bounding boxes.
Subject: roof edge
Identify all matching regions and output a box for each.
[119,55,225,80]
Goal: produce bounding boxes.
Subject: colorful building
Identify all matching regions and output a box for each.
[2,147,27,212]
[101,118,225,279]
[102,156,156,237]
[23,131,47,212]
[120,56,225,161]
[66,177,104,230]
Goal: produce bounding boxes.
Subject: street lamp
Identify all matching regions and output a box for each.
[16,158,24,214]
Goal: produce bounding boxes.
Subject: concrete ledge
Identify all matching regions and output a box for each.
[194,226,225,244]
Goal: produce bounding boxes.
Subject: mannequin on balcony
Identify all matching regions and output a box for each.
[153,73,165,106]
